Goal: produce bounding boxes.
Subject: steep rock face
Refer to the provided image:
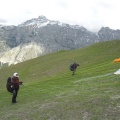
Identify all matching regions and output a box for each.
[98,27,120,41]
[5,18,99,52]
[0,42,44,65]
[0,16,120,66]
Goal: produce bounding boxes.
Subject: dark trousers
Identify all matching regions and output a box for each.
[12,88,19,103]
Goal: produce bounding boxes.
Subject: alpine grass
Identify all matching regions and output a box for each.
[0,40,120,120]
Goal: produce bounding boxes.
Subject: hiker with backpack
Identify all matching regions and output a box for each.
[6,72,23,103]
[70,62,80,75]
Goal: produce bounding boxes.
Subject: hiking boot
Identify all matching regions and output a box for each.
[12,101,15,103]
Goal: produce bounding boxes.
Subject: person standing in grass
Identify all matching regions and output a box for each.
[10,72,22,103]
[70,62,80,75]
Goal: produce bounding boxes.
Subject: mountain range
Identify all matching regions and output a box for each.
[0,15,120,67]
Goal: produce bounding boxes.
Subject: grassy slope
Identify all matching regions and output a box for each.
[0,40,120,120]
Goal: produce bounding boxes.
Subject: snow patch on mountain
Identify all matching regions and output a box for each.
[0,42,44,66]
[19,15,84,30]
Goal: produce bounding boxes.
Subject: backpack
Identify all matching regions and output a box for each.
[70,64,75,71]
[6,77,13,93]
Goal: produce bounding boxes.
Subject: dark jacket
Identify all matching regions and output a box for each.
[70,63,79,71]
[11,77,20,90]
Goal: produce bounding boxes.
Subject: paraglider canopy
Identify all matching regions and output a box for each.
[114,69,120,74]
[113,58,120,62]
[113,58,120,74]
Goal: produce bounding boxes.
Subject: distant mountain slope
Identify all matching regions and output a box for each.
[0,40,120,82]
[0,16,120,66]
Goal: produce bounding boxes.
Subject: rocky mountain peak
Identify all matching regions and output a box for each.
[38,15,48,21]
[19,15,49,27]
[98,27,111,33]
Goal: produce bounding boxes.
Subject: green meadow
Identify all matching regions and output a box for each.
[0,40,120,120]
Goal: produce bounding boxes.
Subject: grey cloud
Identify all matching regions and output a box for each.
[57,1,68,9]
[0,18,7,23]
[97,1,113,9]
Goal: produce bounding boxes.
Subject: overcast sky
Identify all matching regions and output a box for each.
[0,0,119,32]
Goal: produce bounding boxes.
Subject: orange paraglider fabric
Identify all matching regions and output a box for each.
[113,58,120,62]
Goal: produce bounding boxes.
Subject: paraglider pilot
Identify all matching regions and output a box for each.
[70,62,80,75]
[11,73,22,103]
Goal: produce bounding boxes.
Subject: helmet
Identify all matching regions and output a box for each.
[13,73,19,77]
